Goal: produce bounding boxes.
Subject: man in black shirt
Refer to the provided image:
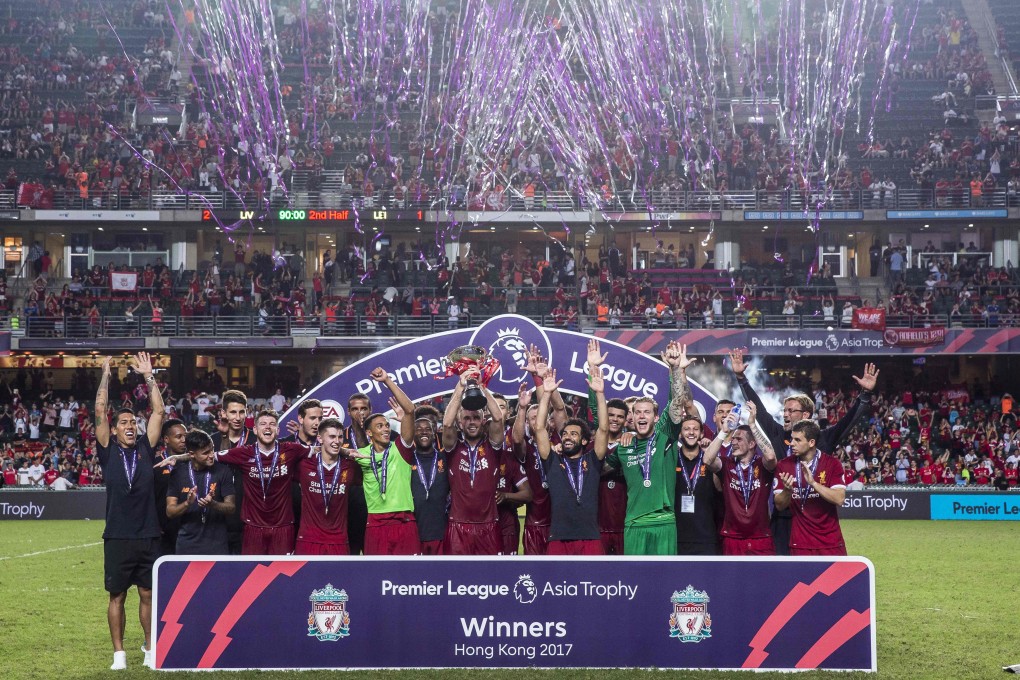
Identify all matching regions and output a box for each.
[401,404,449,554]
[166,430,236,555]
[534,362,610,555]
[155,419,186,555]
[675,414,723,555]
[94,353,164,670]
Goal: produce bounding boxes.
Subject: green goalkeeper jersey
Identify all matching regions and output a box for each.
[606,412,680,526]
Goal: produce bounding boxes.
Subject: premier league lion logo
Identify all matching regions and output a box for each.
[470,315,552,388]
[513,574,538,604]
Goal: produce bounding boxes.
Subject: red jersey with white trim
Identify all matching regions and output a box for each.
[598,442,627,533]
[297,455,360,543]
[445,436,522,524]
[774,453,846,550]
[217,442,310,528]
[719,455,774,539]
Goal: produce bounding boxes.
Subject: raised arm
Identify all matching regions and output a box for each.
[483,383,505,448]
[730,348,786,452]
[662,341,696,425]
[589,366,610,460]
[511,382,531,461]
[820,363,879,451]
[441,369,470,451]
[747,402,777,471]
[94,356,112,448]
[371,367,414,444]
[133,352,164,448]
[534,371,559,461]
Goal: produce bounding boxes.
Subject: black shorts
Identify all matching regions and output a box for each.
[104,538,160,593]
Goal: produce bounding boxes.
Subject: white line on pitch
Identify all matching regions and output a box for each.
[0,541,102,561]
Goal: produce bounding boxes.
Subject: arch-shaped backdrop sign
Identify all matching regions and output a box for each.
[281,315,720,428]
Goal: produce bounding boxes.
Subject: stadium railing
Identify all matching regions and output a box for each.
[12,187,1019,212]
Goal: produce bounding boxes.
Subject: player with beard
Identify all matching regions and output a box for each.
[155,419,187,555]
[675,410,723,555]
[166,430,236,555]
[348,369,420,555]
[704,402,778,555]
[94,353,164,670]
[345,393,371,554]
[441,366,531,555]
[162,409,313,554]
[295,417,360,555]
[728,350,878,554]
[605,341,691,555]
[399,404,449,554]
[535,361,610,554]
[212,390,255,555]
[774,419,847,555]
[492,392,522,556]
[584,340,629,555]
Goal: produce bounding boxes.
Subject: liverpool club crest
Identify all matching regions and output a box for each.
[668,585,712,643]
[307,584,351,641]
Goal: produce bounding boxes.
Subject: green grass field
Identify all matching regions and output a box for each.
[1,520,1016,680]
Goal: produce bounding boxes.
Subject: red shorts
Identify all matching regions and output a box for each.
[420,540,444,555]
[721,536,776,556]
[498,507,521,556]
[295,540,350,556]
[791,544,847,556]
[364,512,419,555]
[242,524,295,555]
[444,521,501,555]
[600,531,624,556]
[546,539,604,556]
[523,524,550,556]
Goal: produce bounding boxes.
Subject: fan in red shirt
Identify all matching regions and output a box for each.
[294,418,361,555]
[774,420,847,556]
[440,367,531,555]
[708,402,778,556]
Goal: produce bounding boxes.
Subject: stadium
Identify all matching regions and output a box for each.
[0,0,1018,677]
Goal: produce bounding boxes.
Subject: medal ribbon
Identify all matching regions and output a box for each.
[563,455,584,504]
[794,454,821,510]
[414,451,438,500]
[464,438,481,487]
[118,446,138,491]
[187,465,211,523]
[370,444,390,495]
[532,439,548,488]
[317,455,342,515]
[640,439,655,487]
[680,451,704,496]
[253,442,280,501]
[735,456,758,510]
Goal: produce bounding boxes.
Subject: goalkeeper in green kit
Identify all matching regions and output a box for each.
[604,341,695,555]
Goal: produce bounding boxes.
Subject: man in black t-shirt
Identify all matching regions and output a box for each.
[166,430,236,555]
[94,352,164,671]
[155,419,186,555]
[400,404,449,554]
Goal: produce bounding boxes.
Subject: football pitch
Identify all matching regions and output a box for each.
[0,520,1015,680]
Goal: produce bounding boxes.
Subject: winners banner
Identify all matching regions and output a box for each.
[153,557,876,672]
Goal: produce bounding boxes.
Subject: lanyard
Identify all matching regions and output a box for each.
[253,442,280,501]
[414,451,439,500]
[734,456,758,510]
[794,454,821,509]
[317,456,342,515]
[370,444,391,495]
[118,446,138,491]
[639,438,655,488]
[563,454,585,504]
[187,465,211,523]
[531,439,548,489]
[463,438,482,487]
[680,451,704,496]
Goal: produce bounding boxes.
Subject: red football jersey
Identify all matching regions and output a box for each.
[598,447,627,535]
[444,436,523,524]
[297,455,360,544]
[774,453,846,551]
[519,437,551,527]
[719,456,774,540]
[217,442,310,528]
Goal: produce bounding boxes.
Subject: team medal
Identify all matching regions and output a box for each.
[187,465,211,524]
[317,455,341,515]
[118,445,138,491]
[253,442,280,501]
[640,439,654,487]
[370,444,391,495]
[414,450,438,500]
